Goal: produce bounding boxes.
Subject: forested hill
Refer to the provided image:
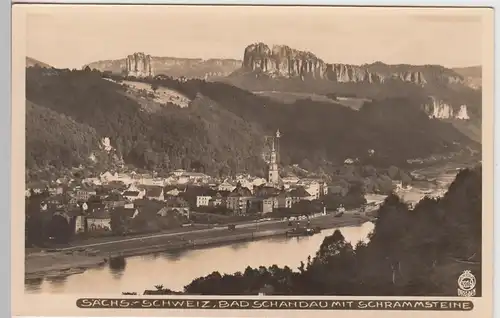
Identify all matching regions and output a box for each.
[26,67,266,178]
[132,75,479,166]
[25,67,479,177]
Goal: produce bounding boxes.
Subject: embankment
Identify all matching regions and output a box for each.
[25,214,370,281]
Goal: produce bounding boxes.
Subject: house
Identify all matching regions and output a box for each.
[208,192,225,207]
[162,197,190,217]
[144,186,165,201]
[254,185,280,198]
[282,176,300,184]
[27,182,48,195]
[164,185,187,197]
[115,173,134,185]
[103,180,128,192]
[276,192,293,209]
[75,188,97,202]
[301,182,321,200]
[196,195,212,207]
[103,193,127,209]
[122,190,144,201]
[46,194,69,208]
[181,172,210,182]
[262,196,276,214]
[100,171,118,183]
[252,178,267,187]
[82,177,102,186]
[289,187,312,204]
[74,214,86,233]
[172,169,186,177]
[164,176,178,185]
[86,209,112,232]
[226,184,253,215]
[218,181,236,192]
[165,187,181,197]
[122,184,146,201]
[114,206,140,220]
[319,181,328,196]
[48,186,65,196]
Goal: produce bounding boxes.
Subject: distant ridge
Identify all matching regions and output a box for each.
[26,57,52,69]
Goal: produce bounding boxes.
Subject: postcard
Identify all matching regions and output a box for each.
[11,4,494,317]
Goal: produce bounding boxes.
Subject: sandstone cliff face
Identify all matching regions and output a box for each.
[453,66,482,90]
[84,54,241,80]
[241,43,467,87]
[423,97,470,120]
[126,52,153,77]
[243,43,329,80]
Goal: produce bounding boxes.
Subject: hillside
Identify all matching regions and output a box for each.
[25,67,267,177]
[113,74,479,168]
[26,57,51,68]
[25,66,479,177]
[26,100,100,171]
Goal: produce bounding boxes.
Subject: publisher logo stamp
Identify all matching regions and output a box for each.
[457,270,476,297]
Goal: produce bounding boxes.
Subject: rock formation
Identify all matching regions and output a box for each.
[456,105,470,120]
[125,52,153,78]
[241,42,466,87]
[85,55,241,80]
[424,97,470,120]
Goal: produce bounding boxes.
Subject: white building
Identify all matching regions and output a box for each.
[122,184,146,201]
[172,169,186,177]
[218,181,236,192]
[196,195,212,207]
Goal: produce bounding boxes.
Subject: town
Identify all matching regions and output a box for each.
[25,130,372,246]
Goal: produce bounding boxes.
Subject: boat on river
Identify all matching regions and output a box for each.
[286,226,321,237]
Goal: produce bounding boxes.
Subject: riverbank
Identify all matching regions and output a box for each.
[25,213,371,281]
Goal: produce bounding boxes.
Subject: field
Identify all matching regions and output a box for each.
[104,78,192,110]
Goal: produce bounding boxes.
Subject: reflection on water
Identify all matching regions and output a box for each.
[26,222,374,294]
[230,241,250,251]
[109,257,127,280]
[162,250,188,262]
[25,277,44,293]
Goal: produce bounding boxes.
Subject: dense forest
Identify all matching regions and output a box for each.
[178,166,482,296]
[136,75,479,166]
[26,67,478,178]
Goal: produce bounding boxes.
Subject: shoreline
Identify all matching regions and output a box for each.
[25,215,370,281]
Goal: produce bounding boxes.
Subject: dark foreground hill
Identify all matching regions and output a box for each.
[25,67,479,177]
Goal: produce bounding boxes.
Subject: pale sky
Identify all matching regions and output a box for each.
[20,5,487,69]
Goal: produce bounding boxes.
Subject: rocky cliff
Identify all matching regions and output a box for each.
[423,97,470,120]
[126,52,153,77]
[84,54,241,79]
[240,43,471,88]
[453,66,482,90]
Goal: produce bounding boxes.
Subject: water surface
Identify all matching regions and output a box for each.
[26,222,375,294]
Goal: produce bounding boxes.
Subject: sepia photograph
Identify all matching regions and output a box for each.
[11,3,494,317]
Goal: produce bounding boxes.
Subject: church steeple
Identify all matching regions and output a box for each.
[267,129,280,185]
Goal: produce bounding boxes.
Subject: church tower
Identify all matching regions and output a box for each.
[267,129,281,184]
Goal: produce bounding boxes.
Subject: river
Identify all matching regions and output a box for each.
[25,222,375,295]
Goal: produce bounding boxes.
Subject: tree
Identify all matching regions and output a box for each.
[151,83,159,92]
[46,213,72,244]
[110,209,126,235]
